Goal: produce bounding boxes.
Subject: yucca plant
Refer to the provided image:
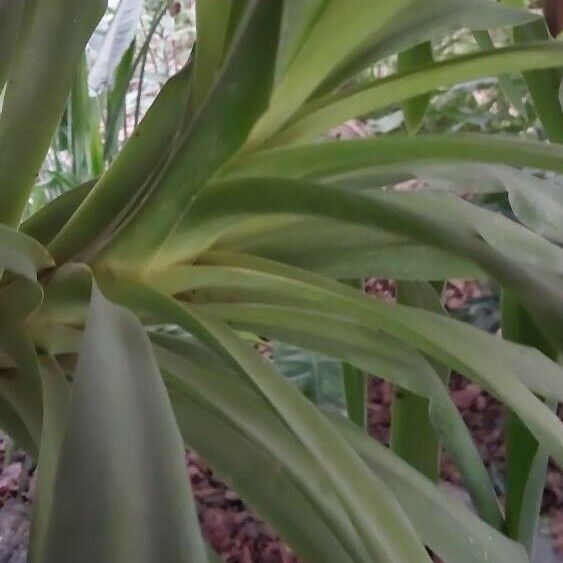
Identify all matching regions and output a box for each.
[1,0,563,561]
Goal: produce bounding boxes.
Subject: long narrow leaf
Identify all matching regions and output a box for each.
[154,333,364,563]
[0,279,45,449]
[0,0,105,226]
[514,19,563,143]
[192,0,233,109]
[49,61,193,263]
[226,133,563,180]
[28,356,70,561]
[180,179,563,344]
[268,42,563,147]
[182,252,563,470]
[187,298,500,526]
[398,42,434,134]
[39,275,207,563]
[333,415,527,563]
[21,180,96,246]
[102,0,284,267]
[247,0,535,145]
[101,280,432,563]
[158,334,526,563]
[0,0,24,91]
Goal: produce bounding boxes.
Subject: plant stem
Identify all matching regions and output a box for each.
[342,279,367,429]
[343,362,367,429]
[502,291,556,554]
[390,386,441,481]
[391,281,447,480]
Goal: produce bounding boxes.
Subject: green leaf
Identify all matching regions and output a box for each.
[192,0,232,109]
[278,245,482,281]
[70,57,103,180]
[0,0,24,91]
[102,280,432,563]
[0,223,53,280]
[102,3,168,161]
[192,297,499,526]
[502,291,557,555]
[0,0,105,226]
[276,0,329,80]
[171,177,563,347]
[0,394,36,457]
[247,0,536,146]
[0,279,45,450]
[208,216,484,281]
[35,316,368,563]
[514,399,556,555]
[101,0,284,268]
[226,133,563,181]
[333,415,528,563]
[39,277,207,563]
[268,41,563,147]
[399,42,434,134]
[391,282,447,483]
[341,279,367,430]
[132,4,169,128]
[312,0,537,97]
[29,356,71,561]
[415,163,563,244]
[272,341,346,409]
[154,333,365,563]
[21,180,96,246]
[49,60,193,263]
[104,40,136,160]
[139,255,497,523]
[160,333,525,563]
[181,252,563,472]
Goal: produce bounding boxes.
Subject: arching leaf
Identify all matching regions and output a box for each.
[39,276,207,563]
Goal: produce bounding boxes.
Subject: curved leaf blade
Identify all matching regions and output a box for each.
[0,224,53,280]
[0,0,24,91]
[170,177,563,347]
[270,42,563,147]
[101,280,432,563]
[513,19,563,143]
[182,252,563,472]
[226,133,563,181]
[154,334,364,563]
[189,298,500,526]
[247,0,536,145]
[0,0,105,226]
[40,278,207,563]
[102,0,284,268]
[333,415,528,563]
[161,334,526,563]
[0,279,45,449]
